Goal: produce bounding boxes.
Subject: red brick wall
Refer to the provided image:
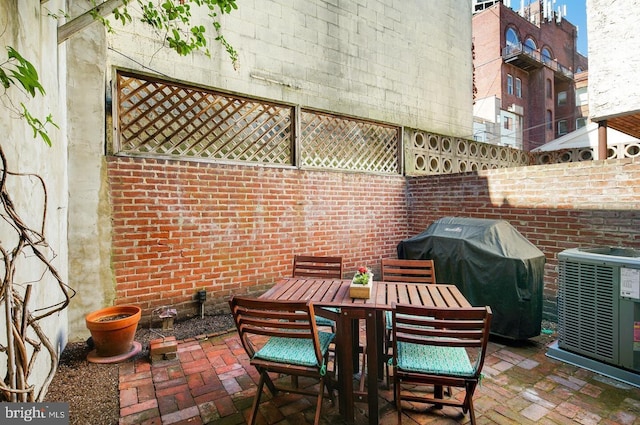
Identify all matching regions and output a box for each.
[108,156,640,323]
[107,157,408,321]
[406,158,640,320]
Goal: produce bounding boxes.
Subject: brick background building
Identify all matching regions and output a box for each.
[473,1,588,150]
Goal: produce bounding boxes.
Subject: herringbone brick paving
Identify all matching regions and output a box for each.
[119,327,640,424]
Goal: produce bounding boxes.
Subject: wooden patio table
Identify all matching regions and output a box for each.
[260,277,471,425]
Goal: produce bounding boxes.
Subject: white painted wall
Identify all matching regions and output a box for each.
[587,0,640,120]
[0,0,69,399]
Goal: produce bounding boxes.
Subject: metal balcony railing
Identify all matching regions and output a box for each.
[502,44,574,79]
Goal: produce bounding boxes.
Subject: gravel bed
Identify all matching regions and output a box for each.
[44,313,235,425]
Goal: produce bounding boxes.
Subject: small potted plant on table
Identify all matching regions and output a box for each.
[350,266,373,299]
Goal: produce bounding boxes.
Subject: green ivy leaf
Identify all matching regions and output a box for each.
[6,47,45,97]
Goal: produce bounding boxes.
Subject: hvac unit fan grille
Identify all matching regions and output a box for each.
[557,259,616,363]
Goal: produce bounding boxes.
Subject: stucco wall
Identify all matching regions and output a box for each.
[0,0,69,398]
[66,3,113,338]
[587,0,640,120]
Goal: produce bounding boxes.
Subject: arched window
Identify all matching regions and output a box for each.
[546,110,553,130]
[524,37,537,54]
[541,47,553,64]
[546,78,553,98]
[506,28,520,48]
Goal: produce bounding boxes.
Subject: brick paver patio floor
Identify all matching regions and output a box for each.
[118,327,640,425]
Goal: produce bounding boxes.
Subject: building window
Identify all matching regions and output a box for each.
[557,91,567,106]
[576,87,588,106]
[507,74,513,95]
[576,117,587,129]
[558,120,568,135]
[506,28,519,48]
[524,37,537,54]
[541,47,553,64]
[546,79,552,99]
[546,110,553,130]
[504,116,512,130]
[515,78,522,98]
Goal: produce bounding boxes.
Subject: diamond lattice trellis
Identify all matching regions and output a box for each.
[300,110,399,174]
[116,73,293,165]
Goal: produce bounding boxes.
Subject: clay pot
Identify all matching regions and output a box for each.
[85,305,141,358]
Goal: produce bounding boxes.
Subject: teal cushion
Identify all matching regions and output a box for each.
[254,331,335,367]
[315,315,335,326]
[316,307,339,327]
[396,342,475,377]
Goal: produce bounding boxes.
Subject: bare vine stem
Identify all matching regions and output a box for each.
[0,143,76,402]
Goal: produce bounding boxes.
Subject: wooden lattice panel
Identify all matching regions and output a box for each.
[116,72,293,165]
[300,110,400,174]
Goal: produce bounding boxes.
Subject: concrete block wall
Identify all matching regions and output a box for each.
[107,157,408,321]
[105,0,473,137]
[406,158,640,320]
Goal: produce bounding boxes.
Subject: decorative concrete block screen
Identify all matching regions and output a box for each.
[403,129,532,175]
[115,71,400,174]
[533,142,640,165]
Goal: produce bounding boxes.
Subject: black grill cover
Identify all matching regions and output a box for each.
[397,217,545,339]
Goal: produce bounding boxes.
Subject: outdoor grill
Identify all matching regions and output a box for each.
[397,216,545,340]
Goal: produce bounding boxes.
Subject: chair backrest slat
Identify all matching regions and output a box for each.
[293,255,343,279]
[381,258,436,284]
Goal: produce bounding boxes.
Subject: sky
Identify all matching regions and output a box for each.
[510,0,588,56]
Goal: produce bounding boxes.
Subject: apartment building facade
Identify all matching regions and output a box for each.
[472,1,588,151]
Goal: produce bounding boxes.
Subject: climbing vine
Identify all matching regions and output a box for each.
[0,0,238,402]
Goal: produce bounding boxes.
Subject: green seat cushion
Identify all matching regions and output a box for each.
[254,331,335,367]
[316,307,339,327]
[396,342,475,377]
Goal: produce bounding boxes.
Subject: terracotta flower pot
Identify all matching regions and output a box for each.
[85,305,141,358]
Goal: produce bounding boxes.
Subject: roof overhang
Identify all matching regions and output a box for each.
[593,109,640,140]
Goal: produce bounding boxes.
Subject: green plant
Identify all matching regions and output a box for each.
[352,266,372,285]
[0,47,59,146]
[96,0,239,68]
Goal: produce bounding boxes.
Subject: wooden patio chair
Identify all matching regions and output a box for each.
[381,258,437,383]
[293,255,344,279]
[391,304,492,425]
[228,296,336,425]
[293,255,343,332]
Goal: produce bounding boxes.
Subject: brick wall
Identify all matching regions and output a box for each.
[108,156,639,323]
[406,158,640,320]
[107,157,408,321]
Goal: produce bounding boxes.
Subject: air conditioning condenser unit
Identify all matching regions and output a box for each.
[547,247,640,387]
